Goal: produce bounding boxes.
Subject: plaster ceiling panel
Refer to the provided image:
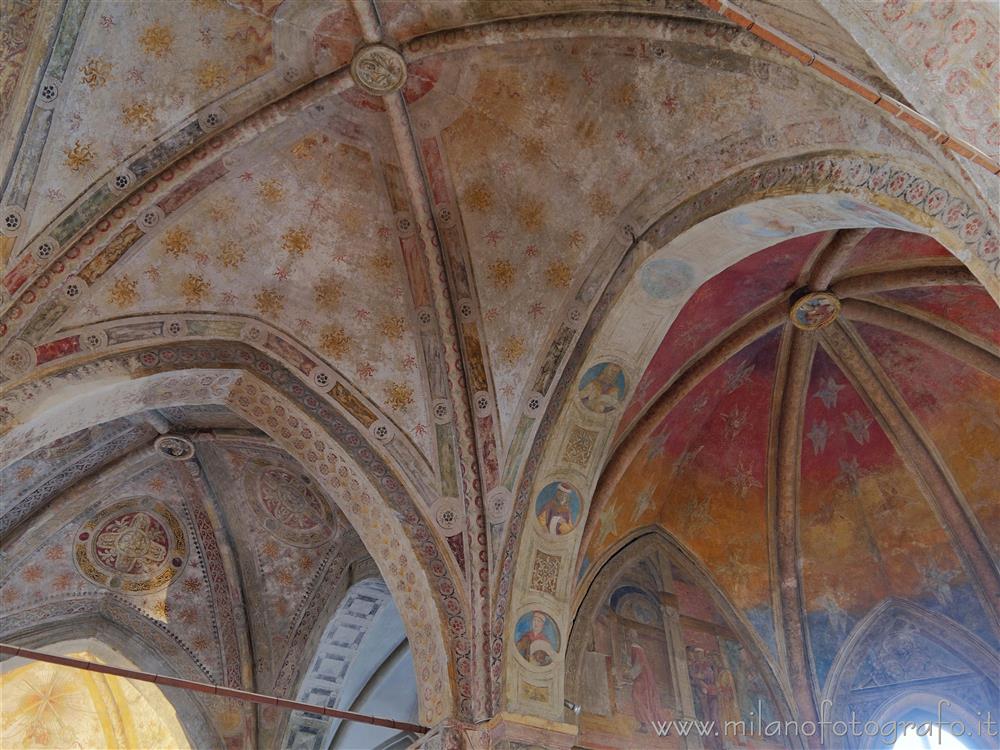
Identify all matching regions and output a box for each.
[0,459,233,687]
[416,37,883,442]
[840,226,952,270]
[57,104,433,456]
[21,0,281,240]
[0,0,55,172]
[1,416,138,504]
[201,441,357,683]
[585,329,781,656]
[379,0,715,41]
[619,232,824,436]
[0,0,41,114]
[821,0,998,160]
[0,416,155,536]
[853,322,1000,560]
[798,345,988,689]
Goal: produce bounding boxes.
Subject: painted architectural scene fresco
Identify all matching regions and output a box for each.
[1,0,998,748]
[569,539,787,749]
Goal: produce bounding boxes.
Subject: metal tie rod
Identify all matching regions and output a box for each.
[0,643,428,735]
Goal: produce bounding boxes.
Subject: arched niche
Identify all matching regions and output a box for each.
[0,615,223,747]
[565,531,798,749]
[0,350,463,724]
[822,599,999,750]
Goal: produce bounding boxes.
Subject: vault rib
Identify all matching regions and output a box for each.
[350,0,491,720]
[831,265,979,298]
[840,298,1000,379]
[772,326,820,724]
[807,228,871,291]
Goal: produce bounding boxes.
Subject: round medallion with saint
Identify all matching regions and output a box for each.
[74,499,188,593]
[248,464,338,548]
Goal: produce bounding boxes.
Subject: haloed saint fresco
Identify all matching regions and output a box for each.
[514,610,561,667]
[579,362,628,414]
[571,553,786,749]
[535,481,582,536]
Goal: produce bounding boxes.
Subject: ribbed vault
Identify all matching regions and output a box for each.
[577,228,999,741]
[1,0,998,746]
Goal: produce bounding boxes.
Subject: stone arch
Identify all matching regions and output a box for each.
[0,606,225,747]
[280,576,418,750]
[0,346,463,723]
[496,148,998,718]
[821,599,999,750]
[1,311,436,499]
[565,530,799,748]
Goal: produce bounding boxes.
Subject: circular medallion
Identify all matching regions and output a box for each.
[790,291,841,330]
[578,362,627,414]
[535,481,582,536]
[350,44,407,95]
[154,435,195,461]
[74,499,187,593]
[250,465,337,547]
[639,258,693,300]
[514,610,561,667]
[1,339,36,379]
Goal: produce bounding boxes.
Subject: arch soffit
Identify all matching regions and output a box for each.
[271,559,384,743]
[2,313,435,493]
[279,578,399,749]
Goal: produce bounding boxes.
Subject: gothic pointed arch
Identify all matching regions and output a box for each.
[566,530,798,749]
[497,149,999,722]
[0,348,464,724]
[820,599,999,750]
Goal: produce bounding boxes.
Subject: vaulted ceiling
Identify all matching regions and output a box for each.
[0,0,997,747]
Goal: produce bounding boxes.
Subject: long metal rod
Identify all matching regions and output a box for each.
[0,643,428,735]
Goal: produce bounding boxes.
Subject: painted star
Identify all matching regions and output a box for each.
[597,503,618,545]
[725,359,755,393]
[672,444,703,476]
[842,410,873,445]
[631,488,654,522]
[721,406,749,441]
[807,420,830,455]
[728,460,762,498]
[645,431,670,461]
[685,496,711,530]
[814,376,846,409]
[838,456,861,496]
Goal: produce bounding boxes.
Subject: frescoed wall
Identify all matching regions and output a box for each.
[0,640,192,749]
[577,228,999,740]
[568,535,789,749]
